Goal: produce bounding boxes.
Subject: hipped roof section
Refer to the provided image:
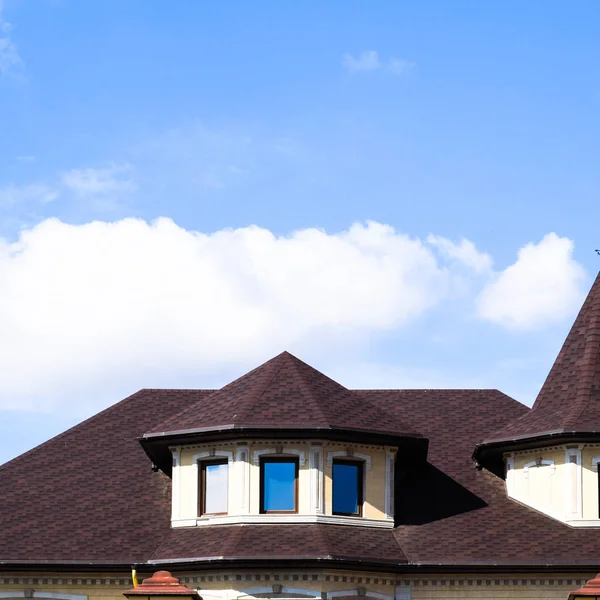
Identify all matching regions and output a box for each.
[475,272,600,469]
[143,351,423,443]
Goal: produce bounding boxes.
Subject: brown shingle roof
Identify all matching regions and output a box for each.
[0,388,212,564]
[148,351,420,439]
[475,273,600,464]
[6,345,600,570]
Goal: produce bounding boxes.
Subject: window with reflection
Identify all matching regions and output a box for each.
[332,459,363,516]
[199,459,228,515]
[260,457,299,513]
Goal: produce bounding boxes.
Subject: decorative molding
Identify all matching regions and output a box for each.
[32,595,87,600]
[171,447,181,520]
[327,591,393,600]
[239,588,318,599]
[523,458,555,477]
[309,446,324,514]
[385,450,395,519]
[172,513,394,528]
[326,450,372,471]
[193,450,234,464]
[236,446,250,514]
[565,447,582,519]
[252,448,306,467]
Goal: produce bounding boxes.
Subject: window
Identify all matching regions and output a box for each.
[332,459,363,516]
[260,457,299,513]
[199,459,228,516]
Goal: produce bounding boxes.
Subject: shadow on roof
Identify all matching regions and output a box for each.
[396,462,487,525]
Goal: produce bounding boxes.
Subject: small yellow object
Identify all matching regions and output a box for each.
[132,569,139,588]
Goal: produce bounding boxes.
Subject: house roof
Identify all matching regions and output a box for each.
[146,351,421,440]
[8,304,600,571]
[475,272,600,466]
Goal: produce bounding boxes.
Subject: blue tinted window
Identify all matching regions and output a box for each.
[332,461,361,515]
[262,460,297,512]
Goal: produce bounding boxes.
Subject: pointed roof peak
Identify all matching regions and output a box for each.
[147,351,420,441]
[475,272,600,462]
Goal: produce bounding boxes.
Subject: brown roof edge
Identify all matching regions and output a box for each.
[148,557,600,574]
[473,430,600,476]
[142,423,424,441]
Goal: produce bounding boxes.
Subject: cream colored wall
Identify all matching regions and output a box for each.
[507,447,565,520]
[0,570,593,600]
[505,444,600,526]
[174,440,394,524]
[581,446,600,520]
[323,443,388,520]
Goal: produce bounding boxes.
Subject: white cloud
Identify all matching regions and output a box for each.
[342,51,414,75]
[343,50,381,72]
[61,164,136,197]
[0,2,23,76]
[0,218,461,411]
[388,58,415,75]
[0,219,587,414]
[476,233,586,330]
[427,234,493,274]
[0,183,58,207]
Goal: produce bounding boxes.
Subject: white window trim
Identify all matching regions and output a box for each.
[592,456,600,472]
[172,513,394,528]
[192,449,234,516]
[326,450,372,471]
[236,445,250,514]
[565,447,583,520]
[309,446,324,514]
[252,448,306,467]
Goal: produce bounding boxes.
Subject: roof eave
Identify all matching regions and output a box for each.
[140,426,429,476]
[474,429,600,475]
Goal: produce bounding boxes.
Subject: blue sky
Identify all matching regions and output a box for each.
[0,0,599,465]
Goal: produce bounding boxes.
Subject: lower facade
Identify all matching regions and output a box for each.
[0,569,594,600]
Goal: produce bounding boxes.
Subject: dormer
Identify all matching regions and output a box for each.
[140,351,427,529]
[474,272,600,526]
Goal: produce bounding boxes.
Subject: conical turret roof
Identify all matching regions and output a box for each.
[475,272,600,466]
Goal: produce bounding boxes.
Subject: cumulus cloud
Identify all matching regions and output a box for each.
[0,1,23,77]
[427,235,493,274]
[0,219,586,413]
[476,233,586,330]
[61,164,136,197]
[0,183,58,207]
[0,218,458,411]
[342,51,413,74]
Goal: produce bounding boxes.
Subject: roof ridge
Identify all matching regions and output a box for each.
[235,352,289,423]
[287,355,332,424]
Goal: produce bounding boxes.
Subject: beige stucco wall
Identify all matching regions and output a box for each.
[0,570,591,600]
[173,440,394,525]
[505,444,600,526]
